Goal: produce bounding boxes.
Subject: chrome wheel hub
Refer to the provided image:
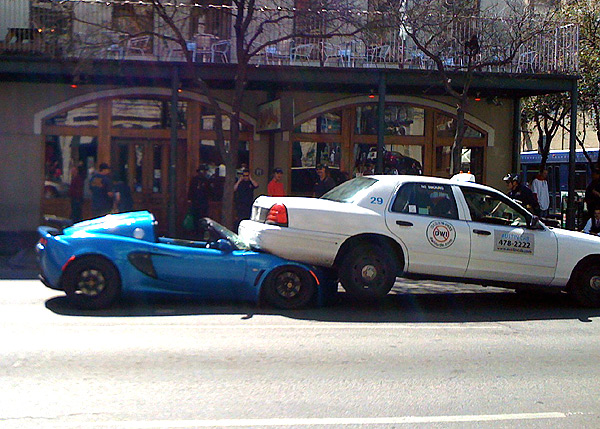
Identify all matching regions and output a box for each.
[361,264,377,282]
[276,273,300,298]
[590,276,600,292]
[77,269,106,296]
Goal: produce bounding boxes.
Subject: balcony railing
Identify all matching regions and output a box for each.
[0,0,579,75]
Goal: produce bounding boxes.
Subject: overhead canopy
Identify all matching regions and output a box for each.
[0,58,577,99]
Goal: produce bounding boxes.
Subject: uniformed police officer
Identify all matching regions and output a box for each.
[503,173,538,212]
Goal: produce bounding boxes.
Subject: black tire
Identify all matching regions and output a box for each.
[338,243,397,299]
[263,266,316,309]
[570,264,600,307]
[61,256,121,310]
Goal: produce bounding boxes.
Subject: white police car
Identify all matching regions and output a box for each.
[239,175,600,307]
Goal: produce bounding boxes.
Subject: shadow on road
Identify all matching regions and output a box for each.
[45,288,600,324]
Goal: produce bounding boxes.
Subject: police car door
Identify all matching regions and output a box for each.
[458,186,558,284]
[385,182,471,277]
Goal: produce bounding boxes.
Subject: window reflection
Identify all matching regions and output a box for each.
[434,145,483,180]
[291,141,342,195]
[435,113,483,138]
[112,99,187,129]
[44,135,97,199]
[44,103,99,127]
[199,107,251,132]
[353,144,423,176]
[153,144,162,193]
[296,111,341,134]
[134,144,143,193]
[356,104,424,136]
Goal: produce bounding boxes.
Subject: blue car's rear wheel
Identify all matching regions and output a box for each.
[263,266,316,309]
[62,256,121,310]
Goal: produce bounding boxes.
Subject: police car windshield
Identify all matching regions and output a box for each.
[321,177,378,203]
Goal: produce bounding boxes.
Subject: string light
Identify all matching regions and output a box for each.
[52,0,383,15]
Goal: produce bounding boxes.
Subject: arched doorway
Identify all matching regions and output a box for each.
[290,97,490,194]
[39,91,255,233]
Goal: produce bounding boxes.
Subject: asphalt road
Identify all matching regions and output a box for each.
[2,279,600,428]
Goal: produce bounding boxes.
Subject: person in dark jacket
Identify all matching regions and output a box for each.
[89,163,114,218]
[504,173,537,212]
[113,180,133,213]
[314,164,336,198]
[234,168,258,229]
[583,208,600,235]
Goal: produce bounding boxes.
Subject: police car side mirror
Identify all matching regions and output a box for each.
[528,215,541,230]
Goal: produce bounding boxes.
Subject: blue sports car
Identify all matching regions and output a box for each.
[37,211,335,310]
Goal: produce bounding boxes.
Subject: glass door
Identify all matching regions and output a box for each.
[113,139,169,229]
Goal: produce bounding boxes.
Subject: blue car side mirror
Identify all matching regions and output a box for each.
[216,239,234,253]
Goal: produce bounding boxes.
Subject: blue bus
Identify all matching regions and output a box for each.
[520,149,598,222]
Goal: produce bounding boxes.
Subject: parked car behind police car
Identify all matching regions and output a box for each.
[239,175,600,307]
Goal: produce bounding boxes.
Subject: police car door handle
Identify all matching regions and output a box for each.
[473,229,491,236]
[396,220,413,227]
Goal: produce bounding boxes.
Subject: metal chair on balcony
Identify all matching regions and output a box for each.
[290,43,315,64]
[365,44,391,66]
[211,40,230,63]
[194,33,216,62]
[125,35,152,58]
[166,40,197,62]
[517,51,538,73]
[323,42,356,67]
[262,41,290,65]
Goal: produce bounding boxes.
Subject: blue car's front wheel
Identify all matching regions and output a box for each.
[263,266,316,309]
[62,256,121,310]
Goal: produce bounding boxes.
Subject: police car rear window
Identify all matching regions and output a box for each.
[321,177,378,203]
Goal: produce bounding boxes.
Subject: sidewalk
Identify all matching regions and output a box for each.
[0,231,39,279]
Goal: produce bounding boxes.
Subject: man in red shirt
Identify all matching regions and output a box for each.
[267,167,286,197]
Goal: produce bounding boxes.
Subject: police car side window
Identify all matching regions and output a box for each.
[392,183,458,219]
[462,188,528,227]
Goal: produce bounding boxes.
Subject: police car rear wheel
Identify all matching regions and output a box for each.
[571,264,600,308]
[339,243,397,299]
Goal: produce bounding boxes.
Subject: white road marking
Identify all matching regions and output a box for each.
[58,412,566,427]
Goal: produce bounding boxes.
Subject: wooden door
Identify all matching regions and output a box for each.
[113,139,170,232]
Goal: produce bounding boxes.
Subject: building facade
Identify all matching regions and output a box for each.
[0,0,579,234]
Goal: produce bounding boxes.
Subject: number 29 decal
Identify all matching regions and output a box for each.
[370,197,384,205]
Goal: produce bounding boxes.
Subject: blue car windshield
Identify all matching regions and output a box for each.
[321,177,378,203]
[209,220,251,251]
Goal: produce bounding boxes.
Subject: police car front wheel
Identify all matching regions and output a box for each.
[571,264,600,308]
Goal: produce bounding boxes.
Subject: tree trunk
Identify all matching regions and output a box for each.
[450,103,467,175]
[594,104,600,169]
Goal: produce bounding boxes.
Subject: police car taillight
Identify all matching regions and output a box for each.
[266,203,288,227]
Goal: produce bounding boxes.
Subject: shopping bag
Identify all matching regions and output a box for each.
[183,212,195,231]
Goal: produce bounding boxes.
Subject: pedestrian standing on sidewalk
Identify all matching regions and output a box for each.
[267,168,286,197]
[234,168,258,230]
[314,164,336,198]
[89,163,114,218]
[531,168,550,217]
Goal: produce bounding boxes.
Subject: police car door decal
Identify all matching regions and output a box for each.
[426,220,456,249]
[494,230,534,255]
